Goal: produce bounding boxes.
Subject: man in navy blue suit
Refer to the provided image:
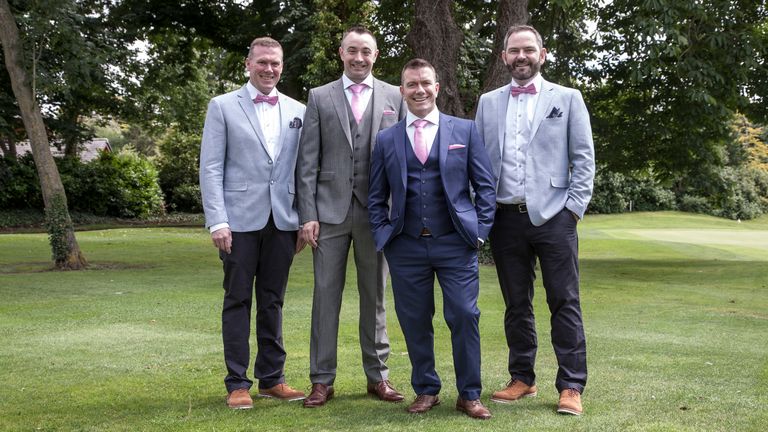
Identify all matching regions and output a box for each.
[368,58,496,420]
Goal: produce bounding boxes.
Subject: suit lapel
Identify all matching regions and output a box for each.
[274,90,288,160]
[530,79,555,143]
[438,113,453,177]
[392,121,408,190]
[329,79,353,148]
[369,78,384,147]
[495,84,511,163]
[237,86,269,155]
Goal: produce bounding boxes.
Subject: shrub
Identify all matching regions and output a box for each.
[155,128,202,213]
[589,169,676,214]
[0,154,43,210]
[677,165,768,220]
[0,149,164,218]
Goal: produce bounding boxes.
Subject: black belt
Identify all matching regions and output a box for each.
[496,203,527,213]
[419,227,432,237]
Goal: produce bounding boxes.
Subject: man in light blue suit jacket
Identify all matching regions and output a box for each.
[475,25,595,416]
[369,59,496,420]
[199,37,306,409]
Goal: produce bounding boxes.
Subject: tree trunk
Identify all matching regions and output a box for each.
[0,0,87,270]
[479,0,529,95]
[406,0,465,117]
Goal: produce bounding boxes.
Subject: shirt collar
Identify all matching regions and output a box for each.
[406,107,440,127]
[342,73,374,90]
[246,82,278,100]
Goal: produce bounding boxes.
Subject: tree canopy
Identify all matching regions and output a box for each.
[2,0,767,185]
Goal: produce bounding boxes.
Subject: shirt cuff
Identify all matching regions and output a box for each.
[209,222,229,233]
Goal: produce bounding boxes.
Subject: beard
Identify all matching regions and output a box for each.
[506,58,541,82]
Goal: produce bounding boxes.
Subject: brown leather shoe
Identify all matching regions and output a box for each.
[258,383,306,401]
[367,380,405,402]
[490,379,538,403]
[226,388,253,409]
[303,383,334,408]
[456,397,491,420]
[557,388,583,415]
[407,394,440,414]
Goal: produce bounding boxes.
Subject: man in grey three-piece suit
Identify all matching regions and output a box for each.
[200,37,306,409]
[296,26,405,407]
[475,25,595,416]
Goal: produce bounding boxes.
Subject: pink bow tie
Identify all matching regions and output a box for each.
[254,94,278,105]
[510,83,536,97]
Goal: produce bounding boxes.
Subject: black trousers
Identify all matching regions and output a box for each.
[490,207,587,393]
[221,217,296,393]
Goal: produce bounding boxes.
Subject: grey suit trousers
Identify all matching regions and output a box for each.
[309,197,390,385]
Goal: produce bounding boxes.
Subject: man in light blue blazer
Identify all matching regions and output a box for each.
[475,25,595,416]
[200,37,306,409]
[369,59,496,420]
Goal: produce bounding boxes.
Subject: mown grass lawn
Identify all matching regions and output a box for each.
[1,211,766,431]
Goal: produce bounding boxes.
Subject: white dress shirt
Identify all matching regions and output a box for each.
[246,82,281,159]
[498,73,543,204]
[342,73,374,114]
[405,108,440,157]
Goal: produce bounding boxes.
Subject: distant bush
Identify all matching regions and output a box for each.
[0,154,43,210]
[0,149,164,218]
[678,166,768,220]
[589,169,676,214]
[155,128,202,213]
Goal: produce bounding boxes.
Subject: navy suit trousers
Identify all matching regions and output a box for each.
[490,207,587,393]
[220,216,296,392]
[385,231,483,400]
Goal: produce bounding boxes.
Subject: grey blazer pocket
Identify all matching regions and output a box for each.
[550,177,569,188]
[224,182,247,191]
[318,171,335,182]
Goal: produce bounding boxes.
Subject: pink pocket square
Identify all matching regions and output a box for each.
[383,109,396,115]
[448,144,466,150]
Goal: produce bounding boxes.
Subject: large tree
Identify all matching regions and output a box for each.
[591,0,768,180]
[406,0,465,116]
[0,0,86,269]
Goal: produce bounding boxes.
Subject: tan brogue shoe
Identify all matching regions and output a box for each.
[367,380,405,402]
[258,383,306,401]
[226,388,253,409]
[303,383,334,408]
[456,398,492,420]
[557,388,583,415]
[490,379,538,403]
[407,394,440,414]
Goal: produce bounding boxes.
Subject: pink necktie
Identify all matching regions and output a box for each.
[254,94,278,105]
[510,83,537,97]
[349,83,367,124]
[413,119,429,164]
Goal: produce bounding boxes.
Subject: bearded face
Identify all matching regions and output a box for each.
[502,31,547,84]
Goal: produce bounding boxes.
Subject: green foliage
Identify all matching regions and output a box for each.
[85,149,165,218]
[4,0,139,154]
[0,149,164,218]
[677,166,768,220]
[0,154,43,209]
[589,169,676,215]
[43,194,71,263]
[155,128,202,213]
[592,0,767,177]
